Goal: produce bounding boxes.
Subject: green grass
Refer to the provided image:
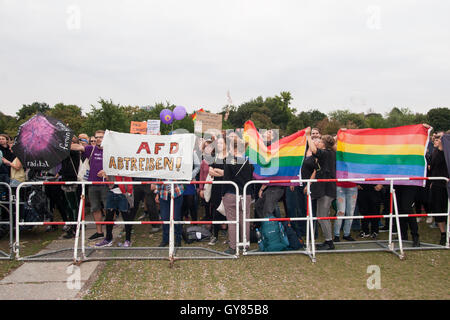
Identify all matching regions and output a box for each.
[83,219,449,300]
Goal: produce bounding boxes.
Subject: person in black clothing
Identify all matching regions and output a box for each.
[222,136,254,254]
[0,134,15,220]
[207,136,228,245]
[429,131,449,245]
[306,129,337,250]
[357,184,383,238]
[58,136,81,239]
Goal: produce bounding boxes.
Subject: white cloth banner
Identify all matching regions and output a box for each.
[102,130,195,180]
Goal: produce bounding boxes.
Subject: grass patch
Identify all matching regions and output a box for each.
[83,219,449,300]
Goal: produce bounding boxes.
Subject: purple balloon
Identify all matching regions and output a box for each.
[160,109,174,125]
[173,105,187,121]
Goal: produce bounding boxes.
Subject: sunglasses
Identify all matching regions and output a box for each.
[90,140,95,143]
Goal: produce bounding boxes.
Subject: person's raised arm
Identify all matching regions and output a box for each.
[305,127,317,155]
[71,143,85,152]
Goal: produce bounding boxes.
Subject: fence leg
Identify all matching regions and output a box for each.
[14,184,22,260]
[388,180,394,251]
[307,182,316,263]
[392,188,405,259]
[8,184,13,259]
[73,189,85,264]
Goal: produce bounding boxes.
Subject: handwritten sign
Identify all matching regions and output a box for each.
[195,112,222,133]
[130,121,148,135]
[147,120,161,135]
[102,130,195,180]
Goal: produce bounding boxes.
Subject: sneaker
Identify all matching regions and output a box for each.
[208,236,218,246]
[316,240,334,250]
[88,232,105,241]
[62,225,70,232]
[224,247,235,255]
[62,231,75,239]
[359,231,371,238]
[426,217,433,224]
[333,236,340,242]
[429,222,438,229]
[439,234,447,246]
[150,226,161,234]
[119,240,131,248]
[158,241,168,247]
[371,232,378,239]
[412,236,420,247]
[95,239,113,247]
[343,235,356,241]
[45,225,57,232]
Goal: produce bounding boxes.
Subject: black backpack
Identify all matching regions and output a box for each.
[182,225,212,244]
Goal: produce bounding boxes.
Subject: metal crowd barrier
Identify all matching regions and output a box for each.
[242,177,450,262]
[0,182,13,260]
[13,180,240,266]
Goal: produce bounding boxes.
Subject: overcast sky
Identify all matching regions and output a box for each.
[1,0,449,117]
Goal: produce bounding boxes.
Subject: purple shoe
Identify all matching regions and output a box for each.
[95,239,113,247]
[119,240,131,248]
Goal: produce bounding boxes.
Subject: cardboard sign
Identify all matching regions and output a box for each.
[195,112,222,133]
[147,120,161,135]
[102,130,195,180]
[130,121,148,135]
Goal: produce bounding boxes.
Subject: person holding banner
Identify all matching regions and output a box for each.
[155,182,184,247]
[95,172,134,247]
[429,131,449,245]
[305,128,337,250]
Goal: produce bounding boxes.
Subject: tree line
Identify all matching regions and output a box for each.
[1,92,449,138]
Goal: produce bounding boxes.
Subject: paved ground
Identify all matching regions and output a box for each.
[0,224,120,300]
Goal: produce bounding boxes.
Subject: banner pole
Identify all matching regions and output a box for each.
[169,183,175,265]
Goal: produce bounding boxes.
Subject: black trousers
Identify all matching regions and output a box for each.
[131,185,159,222]
[357,187,381,234]
[395,185,419,240]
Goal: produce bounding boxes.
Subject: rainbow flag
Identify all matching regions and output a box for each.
[336,124,431,186]
[191,108,205,121]
[243,120,307,184]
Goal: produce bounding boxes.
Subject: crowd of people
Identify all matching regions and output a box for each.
[0,124,449,253]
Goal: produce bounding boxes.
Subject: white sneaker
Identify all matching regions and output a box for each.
[208,236,217,246]
[426,217,433,224]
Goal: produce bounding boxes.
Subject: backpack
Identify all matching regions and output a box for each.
[182,225,212,244]
[258,216,289,252]
[281,221,303,250]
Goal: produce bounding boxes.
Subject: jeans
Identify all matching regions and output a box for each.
[160,195,183,243]
[333,187,358,237]
[285,186,307,238]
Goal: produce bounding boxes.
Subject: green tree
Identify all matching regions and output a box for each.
[427,107,450,132]
[16,102,50,120]
[329,110,366,128]
[81,98,129,135]
[385,107,416,127]
[47,103,84,134]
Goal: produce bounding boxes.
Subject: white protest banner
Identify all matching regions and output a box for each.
[147,120,161,135]
[102,130,195,180]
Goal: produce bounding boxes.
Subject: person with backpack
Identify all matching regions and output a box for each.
[222,135,254,255]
